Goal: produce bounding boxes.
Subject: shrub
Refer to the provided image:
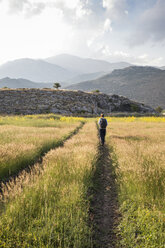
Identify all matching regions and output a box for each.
[155,106,163,113]
[92,89,100,93]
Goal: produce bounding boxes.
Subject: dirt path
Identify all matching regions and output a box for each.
[90,144,119,248]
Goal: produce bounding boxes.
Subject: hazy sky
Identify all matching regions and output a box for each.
[0,0,165,66]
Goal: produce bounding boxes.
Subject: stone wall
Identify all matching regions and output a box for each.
[0,89,155,115]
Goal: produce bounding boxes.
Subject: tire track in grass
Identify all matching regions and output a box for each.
[90,131,119,248]
[0,121,84,192]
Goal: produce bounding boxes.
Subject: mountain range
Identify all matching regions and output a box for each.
[0,77,53,89]
[66,66,165,108]
[45,54,131,75]
[0,54,164,109]
[0,58,72,83]
[0,54,131,85]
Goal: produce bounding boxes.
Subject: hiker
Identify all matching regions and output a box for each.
[98,113,108,145]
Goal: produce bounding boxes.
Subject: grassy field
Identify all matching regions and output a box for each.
[106,117,165,247]
[0,116,97,247]
[0,115,165,247]
[0,115,82,181]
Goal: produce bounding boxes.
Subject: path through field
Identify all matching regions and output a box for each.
[1,116,165,247]
[0,118,120,247]
[91,143,119,248]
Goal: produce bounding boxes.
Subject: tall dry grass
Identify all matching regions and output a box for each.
[0,122,98,247]
[0,118,80,180]
[106,120,165,247]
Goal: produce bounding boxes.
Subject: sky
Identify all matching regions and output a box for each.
[0,0,165,66]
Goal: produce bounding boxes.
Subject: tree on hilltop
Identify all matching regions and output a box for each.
[53,82,61,90]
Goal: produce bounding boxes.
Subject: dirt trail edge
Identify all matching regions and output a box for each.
[0,121,85,192]
[90,142,119,248]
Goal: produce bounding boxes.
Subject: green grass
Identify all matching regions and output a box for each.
[0,115,81,181]
[1,116,164,247]
[0,114,63,127]
[0,122,98,247]
[117,201,165,248]
[107,121,165,247]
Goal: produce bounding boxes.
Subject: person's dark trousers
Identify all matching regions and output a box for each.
[99,128,106,145]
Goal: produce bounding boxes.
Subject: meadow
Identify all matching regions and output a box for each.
[0,115,164,247]
[0,115,81,181]
[106,117,165,247]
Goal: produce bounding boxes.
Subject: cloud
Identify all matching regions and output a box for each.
[102,0,128,20]
[1,0,91,20]
[104,18,112,32]
[8,0,29,13]
[1,0,129,26]
[129,0,165,46]
[6,0,46,17]
[94,44,163,66]
[1,0,164,67]
[0,0,129,43]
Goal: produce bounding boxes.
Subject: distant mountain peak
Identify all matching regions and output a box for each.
[110,65,162,76]
[0,54,133,85]
[0,58,72,82]
[45,54,132,74]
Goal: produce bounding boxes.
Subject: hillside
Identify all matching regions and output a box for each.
[0,89,155,115]
[65,71,107,84]
[45,54,131,74]
[0,77,53,88]
[66,66,165,108]
[0,58,73,82]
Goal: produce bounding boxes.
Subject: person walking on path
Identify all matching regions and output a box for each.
[98,113,108,145]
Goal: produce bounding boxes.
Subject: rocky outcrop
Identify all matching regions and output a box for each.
[0,89,155,115]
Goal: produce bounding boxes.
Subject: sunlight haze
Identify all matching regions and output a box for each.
[0,0,165,66]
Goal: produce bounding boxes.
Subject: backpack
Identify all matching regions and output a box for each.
[100,118,107,129]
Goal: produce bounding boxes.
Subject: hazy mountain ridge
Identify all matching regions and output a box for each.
[0,58,73,83]
[65,71,107,84]
[0,54,132,86]
[66,66,165,108]
[45,54,131,74]
[0,77,53,88]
